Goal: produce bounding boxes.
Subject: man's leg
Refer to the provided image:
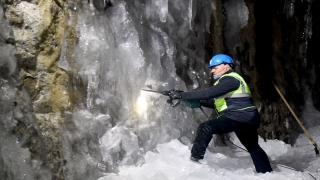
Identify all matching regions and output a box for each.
[235,128,273,173]
[191,116,244,159]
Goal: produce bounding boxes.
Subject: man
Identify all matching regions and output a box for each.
[169,54,273,173]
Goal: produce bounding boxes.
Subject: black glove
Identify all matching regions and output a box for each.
[198,99,215,109]
[169,90,183,99]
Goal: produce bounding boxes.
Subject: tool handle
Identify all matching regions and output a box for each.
[161,91,170,96]
[167,98,181,107]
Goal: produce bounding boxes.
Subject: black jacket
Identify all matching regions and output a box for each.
[180,70,261,124]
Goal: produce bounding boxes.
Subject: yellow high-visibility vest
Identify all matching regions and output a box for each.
[214,72,253,113]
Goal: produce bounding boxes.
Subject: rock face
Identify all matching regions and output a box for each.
[4,0,70,179]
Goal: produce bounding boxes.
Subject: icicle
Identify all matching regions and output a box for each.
[301,0,313,67]
[302,0,313,41]
[283,0,295,19]
[188,0,193,30]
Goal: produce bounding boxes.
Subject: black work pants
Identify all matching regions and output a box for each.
[191,115,273,173]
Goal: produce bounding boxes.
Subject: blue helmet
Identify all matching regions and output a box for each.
[208,54,234,68]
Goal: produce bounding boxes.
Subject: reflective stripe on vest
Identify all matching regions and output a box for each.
[214,72,252,113]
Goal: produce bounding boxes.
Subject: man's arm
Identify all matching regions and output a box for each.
[181,76,240,100]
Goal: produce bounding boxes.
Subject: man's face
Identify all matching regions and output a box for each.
[210,64,230,76]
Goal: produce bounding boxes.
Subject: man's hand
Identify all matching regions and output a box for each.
[169,90,182,99]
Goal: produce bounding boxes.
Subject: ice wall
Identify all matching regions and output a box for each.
[58,0,213,176]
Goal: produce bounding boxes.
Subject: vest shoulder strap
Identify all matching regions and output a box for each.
[215,72,251,98]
